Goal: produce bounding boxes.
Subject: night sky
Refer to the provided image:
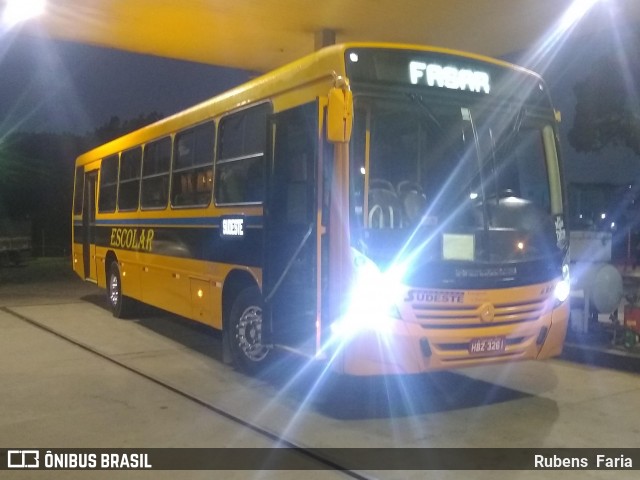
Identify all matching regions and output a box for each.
[0,22,639,185]
[0,32,254,135]
[505,22,640,186]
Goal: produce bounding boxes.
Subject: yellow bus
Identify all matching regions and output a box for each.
[72,43,570,375]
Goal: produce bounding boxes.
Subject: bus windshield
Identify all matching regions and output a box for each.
[350,95,563,288]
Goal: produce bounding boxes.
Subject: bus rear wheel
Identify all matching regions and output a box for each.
[107,260,135,318]
[228,287,271,373]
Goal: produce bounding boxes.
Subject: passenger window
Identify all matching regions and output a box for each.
[270,104,317,226]
[73,167,84,215]
[98,155,119,213]
[215,103,271,205]
[141,137,171,209]
[171,122,215,207]
[118,147,142,211]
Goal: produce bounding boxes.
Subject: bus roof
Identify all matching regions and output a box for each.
[76,42,539,166]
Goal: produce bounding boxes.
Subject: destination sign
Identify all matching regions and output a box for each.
[409,61,491,94]
[344,48,550,107]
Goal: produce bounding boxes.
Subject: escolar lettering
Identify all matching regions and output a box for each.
[109,228,154,252]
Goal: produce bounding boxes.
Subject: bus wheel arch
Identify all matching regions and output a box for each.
[222,269,271,373]
[105,251,135,319]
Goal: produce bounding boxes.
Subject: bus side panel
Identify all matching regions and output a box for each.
[116,249,142,301]
[71,233,83,279]
[95,248,107,288]
[140,254,191,319]
[537,302,569,358]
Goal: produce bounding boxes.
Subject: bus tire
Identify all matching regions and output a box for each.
[228,286,271,373]
[107,260,135,318]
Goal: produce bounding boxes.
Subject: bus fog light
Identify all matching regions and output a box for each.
[420,338,432,357]
[536,326,549,345]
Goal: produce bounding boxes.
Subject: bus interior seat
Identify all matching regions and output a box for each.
[370,178,395,193]
[368,188,402,229]
[397,181,427,225]
[397,180,422,196]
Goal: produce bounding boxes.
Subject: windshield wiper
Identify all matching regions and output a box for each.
[406,93,443,130]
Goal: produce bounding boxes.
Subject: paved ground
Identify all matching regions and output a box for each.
[1,259,640,479]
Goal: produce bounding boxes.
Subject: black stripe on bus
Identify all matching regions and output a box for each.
[75,225,263,267]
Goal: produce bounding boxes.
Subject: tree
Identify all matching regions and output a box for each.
[568,50,640,156]
[0,111,162,256]
[92,112,163,145]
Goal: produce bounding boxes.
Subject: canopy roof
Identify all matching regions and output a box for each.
[12,0,639,72]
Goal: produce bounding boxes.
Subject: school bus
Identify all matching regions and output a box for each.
[72,43,570,375]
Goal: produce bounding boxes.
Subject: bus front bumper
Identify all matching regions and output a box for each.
[332,302,569,376]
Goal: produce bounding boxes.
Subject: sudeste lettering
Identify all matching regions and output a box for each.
[404,289,464,304]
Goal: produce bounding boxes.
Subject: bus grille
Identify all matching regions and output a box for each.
[413,298,549,329]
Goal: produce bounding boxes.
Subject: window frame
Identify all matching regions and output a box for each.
[214,102,272,207]
[170,121,216,209]
[141,136,172,211]
[98,154,119,213]
[73,166,84,215]
[117,146,143,212]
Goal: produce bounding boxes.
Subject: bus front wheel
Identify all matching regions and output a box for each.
[228,287,271,373]
[107,260,135,318]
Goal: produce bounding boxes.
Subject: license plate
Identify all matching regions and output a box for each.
[469,336,505,355]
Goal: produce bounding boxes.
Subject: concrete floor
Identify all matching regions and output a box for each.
[1,259,640,479]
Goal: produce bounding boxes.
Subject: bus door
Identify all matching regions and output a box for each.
[264,102,320,355]
[82,171,98,281]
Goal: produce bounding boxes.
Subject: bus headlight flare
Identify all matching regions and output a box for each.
[554,278,570,303]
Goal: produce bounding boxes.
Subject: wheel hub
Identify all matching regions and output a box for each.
[109,273,120,307]
[236,305,269,362]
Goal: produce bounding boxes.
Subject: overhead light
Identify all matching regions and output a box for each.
[2,0,46,26]
[559,0,601,33]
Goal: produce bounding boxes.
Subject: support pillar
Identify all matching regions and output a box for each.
[315,29,336,50]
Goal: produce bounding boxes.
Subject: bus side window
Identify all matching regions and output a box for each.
[73,166,84,215]
[141,137,171,209]
[118,147,142,211]
[171,122,215,207]
[215,103,271,205]
[98,154,119,213]
[270,104,317,226]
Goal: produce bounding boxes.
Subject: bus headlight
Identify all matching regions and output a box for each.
[554,263,570,304]
[330,249,402,338]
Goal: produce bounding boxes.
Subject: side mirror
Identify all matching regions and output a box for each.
[327,87,353,143]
